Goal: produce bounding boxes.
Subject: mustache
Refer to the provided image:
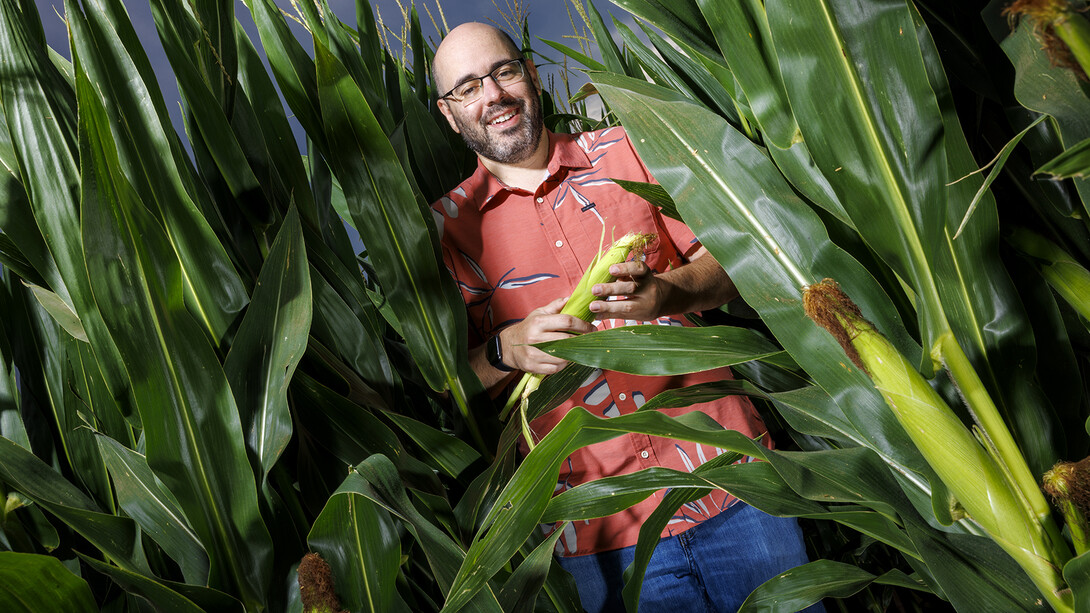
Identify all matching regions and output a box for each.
[482,100,525,125]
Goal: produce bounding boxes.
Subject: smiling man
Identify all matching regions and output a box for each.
[431,22,821,612]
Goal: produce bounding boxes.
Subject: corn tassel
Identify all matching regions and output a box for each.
[804,279,1073,613]
[498,232,656,449]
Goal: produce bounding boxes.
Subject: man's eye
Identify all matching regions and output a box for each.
[495,68,517,80]
[456,83,480,98]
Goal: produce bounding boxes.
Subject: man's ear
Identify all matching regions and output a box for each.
[437,98,461,134]
[526,58,543,95]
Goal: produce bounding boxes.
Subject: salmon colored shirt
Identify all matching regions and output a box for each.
[433,127,768,556]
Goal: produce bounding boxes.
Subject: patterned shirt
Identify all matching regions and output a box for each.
[433,127,768,556]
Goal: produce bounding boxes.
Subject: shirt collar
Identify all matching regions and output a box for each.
[466,130,593,210]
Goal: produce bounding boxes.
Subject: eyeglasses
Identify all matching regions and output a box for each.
[440,59,527,104]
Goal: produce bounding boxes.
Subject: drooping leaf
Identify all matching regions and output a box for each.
[535,325,782,376]
[0,552,96,613]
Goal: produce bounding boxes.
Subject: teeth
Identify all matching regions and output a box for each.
[489,110,516,125]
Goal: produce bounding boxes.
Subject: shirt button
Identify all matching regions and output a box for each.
[640,450,649,459]
[618,393,627,401]
[536,197,544,203]
[555,240,563,248]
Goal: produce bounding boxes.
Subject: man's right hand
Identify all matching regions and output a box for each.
[501,296,596,375]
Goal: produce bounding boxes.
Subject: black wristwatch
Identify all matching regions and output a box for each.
[486,334,514,372]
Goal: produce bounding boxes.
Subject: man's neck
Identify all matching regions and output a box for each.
[480,132,551,192]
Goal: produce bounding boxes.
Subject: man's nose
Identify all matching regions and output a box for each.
[479,74,511,104]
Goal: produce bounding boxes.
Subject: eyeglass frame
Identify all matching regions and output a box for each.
[439,58,529,105]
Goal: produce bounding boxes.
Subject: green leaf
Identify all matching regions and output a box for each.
[697,0,799,148]
[739,560,927,612]
[1065,550,1090,613]
[952,114,1048,239]
[350,456,503,612]
[69,0,249,344]
[1037,136,1090,179]
[998,12,1090,214]
[80,554,245,613]
[77,57,271,605]
[610,179,680,221]
[0,437,148,574]
[497,528,567,613]
[25,283,87,342]
[768,0,949,358]
[95,435,210,585]
[637,380,768,412]
[308,473,406,613]
[446,408,774,612]
[384,412,480,479]
[906,522,1046,612]
[535,325,781,376]
[0,552,96,612]
[224,207,312,482]
[314,38,487,447]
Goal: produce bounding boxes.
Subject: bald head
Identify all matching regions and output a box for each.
[433,23,523,95]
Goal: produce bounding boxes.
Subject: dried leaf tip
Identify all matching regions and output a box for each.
[802,279,870,373]
[298,552,347,613]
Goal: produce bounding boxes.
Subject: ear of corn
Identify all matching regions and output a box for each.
[498,231,656,448]
[804,279,1072,612]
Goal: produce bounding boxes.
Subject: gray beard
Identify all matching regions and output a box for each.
[457,95,544,164]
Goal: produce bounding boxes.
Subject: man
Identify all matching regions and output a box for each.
[431,22,819,612]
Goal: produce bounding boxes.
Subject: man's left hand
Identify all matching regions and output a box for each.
[589,260,665,322]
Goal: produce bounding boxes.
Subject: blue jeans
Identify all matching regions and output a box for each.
[556,503,825,612]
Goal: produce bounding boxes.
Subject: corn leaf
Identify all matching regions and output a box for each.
[534,325,782,375]
[1037,136,1090,179]
[314,38,486,439]
[739,561,928,613]
[308,477,408,613]
[0,552,96,612]
[0,437,149,575]
[95,435,209,585]
[79,554,245,613]
[697,0,798,149]
[77,58,271,603]
[224,206,311,483]
[768,0,949,359]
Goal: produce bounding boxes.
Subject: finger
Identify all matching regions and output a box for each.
[591,280,639,298]
[588,298,638,317]
[534,314,595,335]
[609,261,650,278]
[537,295,570,315]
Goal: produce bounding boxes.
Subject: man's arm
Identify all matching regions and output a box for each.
[588,247,737,321]
[470,296,596,392]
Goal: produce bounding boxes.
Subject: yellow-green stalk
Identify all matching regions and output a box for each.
[1043,459,1090,556]
[1005,0,1090,81]
[499,232,656,448]
[804,280,1073,612]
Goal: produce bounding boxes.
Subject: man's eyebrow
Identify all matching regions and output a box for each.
[449,58,520,89]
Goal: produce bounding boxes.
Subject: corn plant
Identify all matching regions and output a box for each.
[2,0,1090,611]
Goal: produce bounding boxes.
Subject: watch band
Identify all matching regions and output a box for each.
[487,334,514,372]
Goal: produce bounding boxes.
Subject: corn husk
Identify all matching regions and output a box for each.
[499,231,655,448]
[802,280,1064,589]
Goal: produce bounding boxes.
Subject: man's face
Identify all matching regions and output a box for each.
[436,33,544,164]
